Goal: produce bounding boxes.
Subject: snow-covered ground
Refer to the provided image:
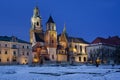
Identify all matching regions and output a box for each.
[0,65,120,80]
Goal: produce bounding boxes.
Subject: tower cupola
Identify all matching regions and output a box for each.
[46,16,56,31]
[31,6,42,30]
[33,6,40,17]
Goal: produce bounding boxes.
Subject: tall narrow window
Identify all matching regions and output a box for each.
[79,57,81,61]
[0,51,1,54]
[27,52,29,56]
[84,57,86,62]
[7,58,9,62]
[37,22,39,26]
[62,51,64,54]
[85,47,87,53]
[0,58,1,62]
[5,51,7,54]
[52,55,54,59]
[5,44,7,47]
[13,51,16,56]
[22,46,24,49]
[27,46,29,49]
[75,45,77,49]
[52,40,54,43]
[80,46,82,52]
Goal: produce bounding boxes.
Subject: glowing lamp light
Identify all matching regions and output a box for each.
[73,48,77,53]
[96,58,101,64]
[33,58,38,63]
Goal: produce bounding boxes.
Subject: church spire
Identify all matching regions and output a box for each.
[47,15,55,23]
[33,6,40,17]
[63,23,66,33]
[31,6,42,30]
[46,15,56,31]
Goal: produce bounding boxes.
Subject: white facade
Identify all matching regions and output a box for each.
[69,42,89,62]
[47,48,57,61]
[87,43,116,63]
[0,40,32,65]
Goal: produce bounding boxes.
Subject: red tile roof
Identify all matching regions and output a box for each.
[92,36,120,46]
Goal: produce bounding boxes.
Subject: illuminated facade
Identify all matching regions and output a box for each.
[87,36,120,64]
[57,26,69,62]
[30,7,89,64]
[68,37,89,63]
[45,16,57,61]
[0,36,32,65]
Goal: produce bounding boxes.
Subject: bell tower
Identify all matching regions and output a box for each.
[45,16,57,61]
[31,6,42,30]
[30,6,44,46]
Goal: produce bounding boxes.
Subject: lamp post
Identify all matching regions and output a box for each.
[96,57,100,67]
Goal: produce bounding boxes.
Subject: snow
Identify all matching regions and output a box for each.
[0,65,120,80]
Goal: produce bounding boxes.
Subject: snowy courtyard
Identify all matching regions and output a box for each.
[0,65,120,80]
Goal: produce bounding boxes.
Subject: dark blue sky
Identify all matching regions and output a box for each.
[0,0,120,42]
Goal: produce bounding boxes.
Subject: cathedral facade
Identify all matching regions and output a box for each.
[30,7,89,64]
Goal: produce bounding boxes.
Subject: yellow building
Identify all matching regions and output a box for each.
[57,25,68,62]
[68,37,89,63]
[0,36,32,65]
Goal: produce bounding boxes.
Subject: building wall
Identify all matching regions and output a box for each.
[57,54,67,62]
[69,42,89,63]
[47,48,57,61]
[75,55,87,62]
[0,41,32,65]
[87,43,116,63]
[69,42,88,54]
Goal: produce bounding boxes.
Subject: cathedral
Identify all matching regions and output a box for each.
[30,6,89,64]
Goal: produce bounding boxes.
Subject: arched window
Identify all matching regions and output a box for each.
[27,52,29,56]
[52,40,54,43]
[52,55,54,59]
[5,44,7,47]
[5,51,7,54]
[84,57,86,62]
[37,22,39,26]
[7,58,9,62]
[22,46,24,49]
[13,51,16,55]
[79,57,81,61]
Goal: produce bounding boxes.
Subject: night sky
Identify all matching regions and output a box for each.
[0,0,120,43]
